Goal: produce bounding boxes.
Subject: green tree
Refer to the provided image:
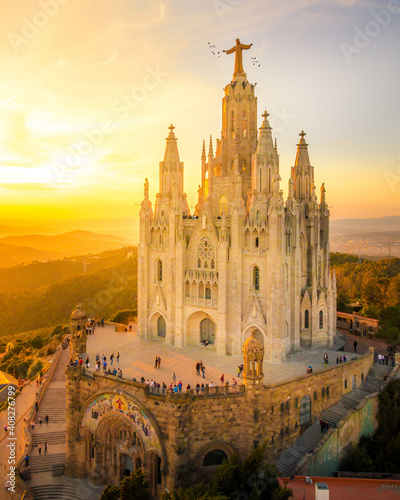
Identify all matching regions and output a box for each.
[271,486,294,500]
[340,443,372,472]
[163,484,228,499]
[100,484,120,500]
[213,444,287,499]
[120,470,150,500]
[27,359,43,379]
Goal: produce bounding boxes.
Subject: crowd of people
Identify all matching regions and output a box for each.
[85,318,105,335]
[336,354,348,364]
[146,376,240,396]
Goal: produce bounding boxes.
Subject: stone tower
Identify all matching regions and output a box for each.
[138,39,337,361]
[69,304,87,358]
[243,329,264,386]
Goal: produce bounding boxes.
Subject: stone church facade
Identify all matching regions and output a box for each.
[138,46,337,360]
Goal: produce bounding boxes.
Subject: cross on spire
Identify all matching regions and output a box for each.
[300,130,306,139]
[262,110,270,120]
[169,124,175,133]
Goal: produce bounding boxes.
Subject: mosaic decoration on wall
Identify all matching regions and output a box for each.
[82,393,161,451]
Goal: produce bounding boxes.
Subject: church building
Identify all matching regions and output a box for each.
[138,39,336,361]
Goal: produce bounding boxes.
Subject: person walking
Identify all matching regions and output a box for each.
[110,354,114,366]
[117,352,120,364]
[202,365,206,379]
[196,362,200,376]
[38,443,42,455]
[154,356,158,369]
[24,454,29,467]
[44,442,48,455]
[220,374,225,386]
[45,415,49,424]
[172,372,176,384]
[39,416,42,426]
[157,356,161,369]
[353,340,358,352]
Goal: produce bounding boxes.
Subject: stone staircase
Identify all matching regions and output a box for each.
[333,331,347,351]
[276,363,393,477]
[32,430,66,447]
[28,347,70,498]
[31,483,95,500]
[35,387,67,424]
[28,453,67,473]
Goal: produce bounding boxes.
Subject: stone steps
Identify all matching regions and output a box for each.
[276,362,395,477]
[28,453,66,473]
[35,388,66,423]
[31,484,87,500]
[32,431,66,446]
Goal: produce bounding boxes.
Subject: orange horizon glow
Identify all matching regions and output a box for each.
[0,1,399,228]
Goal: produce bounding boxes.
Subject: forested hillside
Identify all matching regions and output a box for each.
[331,253,400,343]
[0,246,136,292]
[0,247,137,338]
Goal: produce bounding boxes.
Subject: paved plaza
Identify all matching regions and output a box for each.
[84,324,363,388]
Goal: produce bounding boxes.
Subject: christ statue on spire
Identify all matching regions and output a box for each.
[223,38,253,76]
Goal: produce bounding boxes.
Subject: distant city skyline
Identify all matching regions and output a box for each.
[0,0,399,222]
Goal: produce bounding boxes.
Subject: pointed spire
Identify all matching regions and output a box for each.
[163,124,180,164]
[256,110,274,156]
[208,135,213,158]
[201,139,206,160]
[274,138,278,153]
[294,130,311,167]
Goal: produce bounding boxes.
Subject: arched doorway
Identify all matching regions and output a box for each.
[93,416,144,485]
[121,454,134,478]
[157,316,166,338]
[200,318,215,344]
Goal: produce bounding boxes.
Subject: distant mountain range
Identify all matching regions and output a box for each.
[0,218,138,239]
[0,216,398,264]
[0,230,131,268]
[331,216,400,256]
[331,215,400,233]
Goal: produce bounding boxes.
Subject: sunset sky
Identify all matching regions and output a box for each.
[0,0,399,225]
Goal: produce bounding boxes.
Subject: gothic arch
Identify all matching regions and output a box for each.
[95,412,145,454]
[242,325,266,346]
[219,195,228,217]
[186,311,217,346]
[155,259,163,282]
[192,440,237,470]
[149,311,167,339]
[197,235,217,269]
[79,390,167,465]
[252,264,260,291]
[299,233,307,278]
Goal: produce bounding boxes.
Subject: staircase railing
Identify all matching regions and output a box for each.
[17,334,70,484]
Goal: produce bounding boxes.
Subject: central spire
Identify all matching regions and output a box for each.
[223,38,253,78]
